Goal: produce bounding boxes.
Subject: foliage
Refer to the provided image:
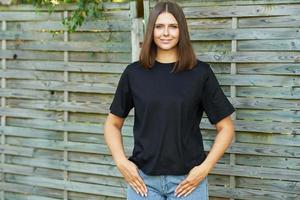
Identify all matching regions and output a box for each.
[14,0,109,32]
[40,0,104,32]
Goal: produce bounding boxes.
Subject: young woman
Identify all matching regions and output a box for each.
[104,0,235,199]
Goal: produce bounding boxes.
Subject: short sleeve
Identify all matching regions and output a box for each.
[201,64,235,125]
[109,66,134,118]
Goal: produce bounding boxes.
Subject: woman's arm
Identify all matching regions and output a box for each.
[202,115,235,172]
[174,115,235,197]
[104,113,148,197]
[104,113,127,165]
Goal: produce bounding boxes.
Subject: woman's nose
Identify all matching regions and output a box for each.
[163,27,169,36]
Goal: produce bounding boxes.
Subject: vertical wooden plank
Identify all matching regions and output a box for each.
[63,10,69,200]
[143,0,150,34]
[130,0,137,19]
[1,19,6,200]
[131,18,143,62]
[229,16,238,200]
[130,1,138,62]
[131,0,144,62]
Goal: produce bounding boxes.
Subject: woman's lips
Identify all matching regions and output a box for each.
[160,39,172,43]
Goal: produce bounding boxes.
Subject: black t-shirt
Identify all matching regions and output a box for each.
[109,59,235,175]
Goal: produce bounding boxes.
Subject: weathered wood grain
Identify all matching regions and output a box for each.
[0,1,299,199]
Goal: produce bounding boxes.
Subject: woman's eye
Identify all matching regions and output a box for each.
[155,25,178,29]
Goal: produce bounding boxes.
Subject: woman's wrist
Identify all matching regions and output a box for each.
[202,158,216,173]
[115,156,128,167]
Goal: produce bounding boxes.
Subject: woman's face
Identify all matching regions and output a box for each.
[153,12,179,51]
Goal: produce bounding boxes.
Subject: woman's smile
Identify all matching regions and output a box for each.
[160,39,172,43]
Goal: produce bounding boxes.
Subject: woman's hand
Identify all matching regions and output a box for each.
[116,158,148,197]
[175,163,210,197]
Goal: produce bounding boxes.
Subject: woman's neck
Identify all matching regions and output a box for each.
[156,48,178,63]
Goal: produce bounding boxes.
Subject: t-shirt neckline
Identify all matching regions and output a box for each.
[155,59,176,65]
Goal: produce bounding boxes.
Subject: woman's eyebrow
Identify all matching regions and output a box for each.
[155,23,178,25]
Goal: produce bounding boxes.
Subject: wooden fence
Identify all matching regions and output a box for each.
[0,0,299,199]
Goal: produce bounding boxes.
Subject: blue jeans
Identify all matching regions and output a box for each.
[126,168,209,200]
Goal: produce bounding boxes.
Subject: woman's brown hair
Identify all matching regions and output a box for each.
[139,0,197,73]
